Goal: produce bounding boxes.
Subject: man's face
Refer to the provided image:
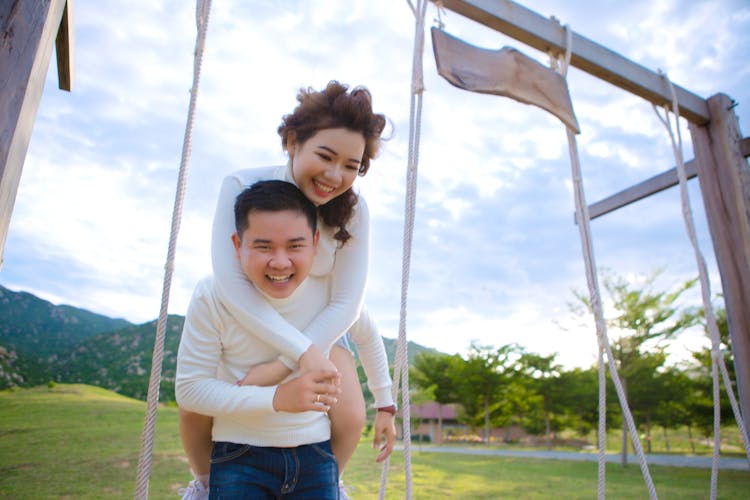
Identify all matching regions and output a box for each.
[232,209,319,299]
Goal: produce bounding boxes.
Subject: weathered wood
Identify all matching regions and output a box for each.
[54,0,73,91]
[0,0,69,269]
[689,94,750,437]
[587,138,750,220]
[586,161,698,221]
[431,27,580,133]
[436,0,710,124]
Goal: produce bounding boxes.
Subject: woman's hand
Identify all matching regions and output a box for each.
[373,410,397,462]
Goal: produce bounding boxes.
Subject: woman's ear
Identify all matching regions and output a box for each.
[286,131,297,157]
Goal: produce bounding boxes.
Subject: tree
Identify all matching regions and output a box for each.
[453,343,523,443]
[687,303,737,444]
[411,351,464,443]
[518,352,563,448]
[571,269,699,465]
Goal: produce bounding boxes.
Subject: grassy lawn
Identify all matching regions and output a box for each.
[1,384,748,499]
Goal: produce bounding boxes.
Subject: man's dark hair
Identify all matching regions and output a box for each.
[234,180,317,239]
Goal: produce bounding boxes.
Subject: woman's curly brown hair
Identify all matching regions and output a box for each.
[278,81,387,245]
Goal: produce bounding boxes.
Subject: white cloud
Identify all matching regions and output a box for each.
[2,0,746,371]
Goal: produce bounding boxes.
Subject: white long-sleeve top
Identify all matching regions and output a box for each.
[211,165,393,407]
[176,276,332,447]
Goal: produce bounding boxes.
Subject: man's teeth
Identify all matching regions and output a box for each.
[267,274,292,282]
[314,180,334,193]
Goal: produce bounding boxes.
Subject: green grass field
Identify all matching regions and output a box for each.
[1,384,748,499]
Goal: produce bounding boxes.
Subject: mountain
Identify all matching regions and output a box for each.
[0,284,445,402]
[0,284,131,387]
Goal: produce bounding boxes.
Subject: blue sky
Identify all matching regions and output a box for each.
[3,0,749,368]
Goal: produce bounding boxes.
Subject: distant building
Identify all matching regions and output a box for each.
[399,402,529,444]
[407,402,461,444]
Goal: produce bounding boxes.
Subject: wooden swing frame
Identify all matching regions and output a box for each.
[435,0,750,442]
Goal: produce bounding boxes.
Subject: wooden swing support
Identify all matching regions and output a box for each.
[0,0,73,270]
[435,0,750,437]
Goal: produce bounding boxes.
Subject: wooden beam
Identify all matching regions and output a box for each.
[0,0,69,269]
[55,0,74,91]
[689,94,750,437]
[436,0,710,124]
[586,161,698,221]
[587,136,750,220]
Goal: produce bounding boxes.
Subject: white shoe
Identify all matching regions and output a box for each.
[179,479,209,500]
[338,480,354,500]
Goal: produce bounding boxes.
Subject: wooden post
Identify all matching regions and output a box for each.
[0,0,72,270]
[689,93,750,435]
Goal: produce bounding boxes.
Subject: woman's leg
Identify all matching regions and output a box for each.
[179,408,214,482]
[328,344,366,474]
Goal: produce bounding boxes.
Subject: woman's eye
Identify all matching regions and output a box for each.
[317,153,331,161]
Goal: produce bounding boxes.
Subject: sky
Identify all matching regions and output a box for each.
[3,0,749,369]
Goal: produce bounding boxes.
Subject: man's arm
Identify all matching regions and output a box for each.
[175,280,339,417]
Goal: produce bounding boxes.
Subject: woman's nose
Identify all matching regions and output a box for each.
[323,164,343,185]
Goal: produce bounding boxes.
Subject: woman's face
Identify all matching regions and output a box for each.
[289,128,366,206]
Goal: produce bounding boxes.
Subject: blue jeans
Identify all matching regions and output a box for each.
[209,440,339,499]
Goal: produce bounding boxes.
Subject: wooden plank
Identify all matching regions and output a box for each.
[55,0,74,91]
[587,136,749,220]
[586,160,698,221]
[0,0,68,269]
[689,94,750,437]
[741,136,750,158]
[437,0,710,124]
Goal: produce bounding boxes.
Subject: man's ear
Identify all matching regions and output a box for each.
[231,232,242,257]
[312,230,320,254]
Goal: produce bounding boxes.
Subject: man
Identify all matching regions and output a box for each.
[176,180,394,499]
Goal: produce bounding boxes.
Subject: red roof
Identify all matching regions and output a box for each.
[411,402,458,420]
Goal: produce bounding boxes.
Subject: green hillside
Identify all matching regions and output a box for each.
[0,284,131,387]
[0,384,185,499]
[0,284,441,402]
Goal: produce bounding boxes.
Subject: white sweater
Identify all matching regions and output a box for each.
[210,165,393,407]
[176,276,332,446]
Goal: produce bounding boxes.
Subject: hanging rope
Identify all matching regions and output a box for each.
[377,2,428,499]
[653,73,750,499]
[550,23,658,500]
[133,1,212,498]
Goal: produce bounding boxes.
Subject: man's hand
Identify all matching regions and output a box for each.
[298,344,338,374]
[238,359,292,387]
[272,369,341,413]
[373,410,397,462]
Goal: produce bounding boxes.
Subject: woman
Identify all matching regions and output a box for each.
[179,81,396,500]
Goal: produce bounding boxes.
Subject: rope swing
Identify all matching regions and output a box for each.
[378,2,429,498]
[134,1,213,498]
[549,24,658,500]
[653,73,750,499]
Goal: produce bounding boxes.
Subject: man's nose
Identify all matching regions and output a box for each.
[268,250,291,268]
